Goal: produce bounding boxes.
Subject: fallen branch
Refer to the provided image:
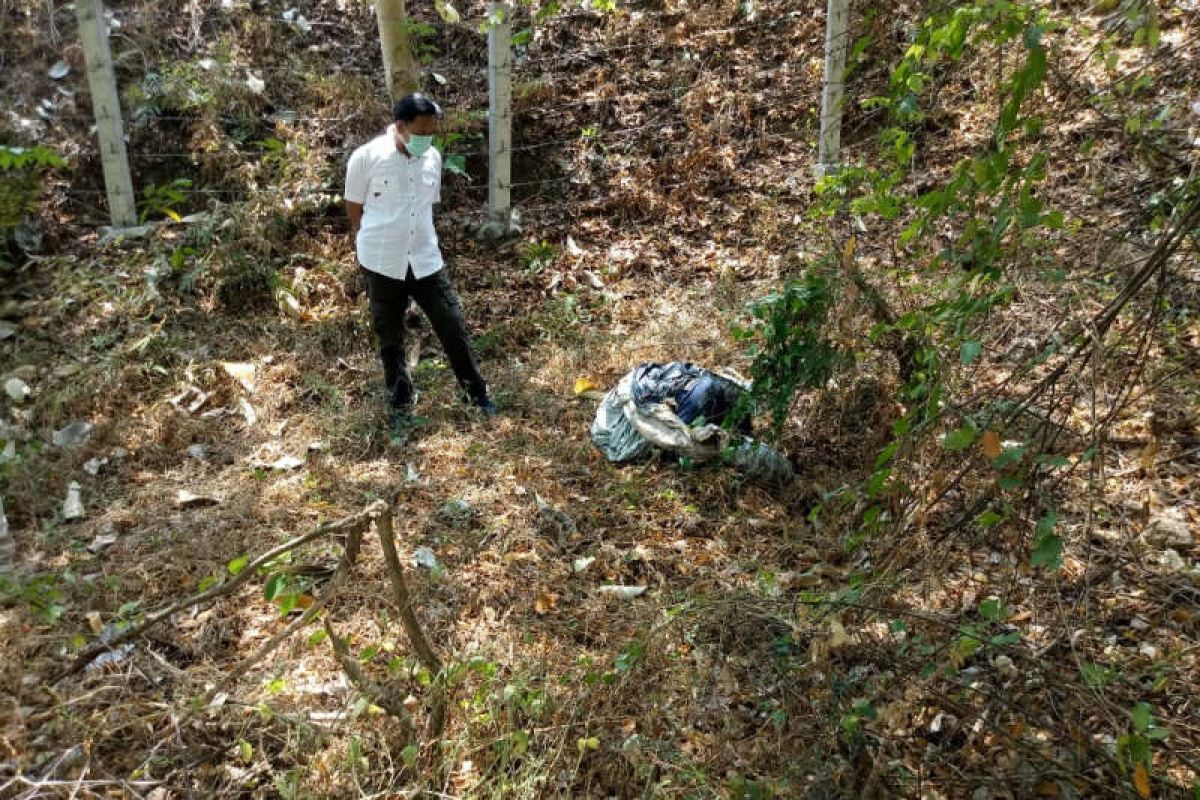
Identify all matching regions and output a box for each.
[377,508,447,738]
[57,501,386,681]
[202,503,379,699]
[323,616,415,742]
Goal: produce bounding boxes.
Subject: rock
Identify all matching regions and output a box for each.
[87,531,118,554]
[0,321,16,340]
[1144,510,1192,548]
[1159,549,1187,570]
[187,444,209,461]
[177,490,219,509]
[4,378,30,402]
[62,482,84,521]
[83,457,108,476]
[52,421,93,448]
[412,546,439,571]
[268,455,303,471]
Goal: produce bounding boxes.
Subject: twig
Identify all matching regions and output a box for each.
[57,502,386,681]
[322,616,414,742]
[201,504,378,700]
[377,508,447,738]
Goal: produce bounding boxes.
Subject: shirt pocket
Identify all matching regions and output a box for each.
[368,171,402,207]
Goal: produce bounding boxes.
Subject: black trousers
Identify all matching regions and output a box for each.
[362,266,487,411]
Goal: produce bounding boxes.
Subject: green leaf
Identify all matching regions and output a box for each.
[444,154,467,176]
[401,744,419,768]
[976,509,1004,528]
[979,597,1007,622]
[228,556,249,576]
[263,573,286,601]
[239,739,253,763]
[276,593,299,615]
[198,574,217,592]
[994,444,1027,468]
[1023,24,1044,49]
[433,0,460,23]
[1030,512,1063,569]
[1131,702,1153,733]
[959,340,983,365]
[1081,662,1114,688]
[943,425,977,451]
[307,628,328,647]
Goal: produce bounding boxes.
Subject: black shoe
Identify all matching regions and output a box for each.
[476,398,498,418]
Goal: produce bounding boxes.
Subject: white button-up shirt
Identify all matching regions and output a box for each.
[344,125,444,279]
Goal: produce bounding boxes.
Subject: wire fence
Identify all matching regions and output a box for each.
[28,0,1187,228]
[27,4,830,221]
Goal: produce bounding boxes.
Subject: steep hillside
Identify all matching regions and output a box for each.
[1,1,1198,797]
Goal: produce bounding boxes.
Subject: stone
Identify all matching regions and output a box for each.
[52,421,93,448]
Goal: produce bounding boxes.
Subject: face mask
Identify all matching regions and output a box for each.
[405,134,434,157]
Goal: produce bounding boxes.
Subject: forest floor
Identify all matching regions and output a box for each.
[1,0,1199,798]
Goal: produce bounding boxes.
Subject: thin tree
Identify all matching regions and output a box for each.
[376,0,419,102]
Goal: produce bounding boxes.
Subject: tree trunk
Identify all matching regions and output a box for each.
[375,0,419,102]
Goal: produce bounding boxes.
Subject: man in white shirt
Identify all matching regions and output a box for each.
[344,94,495,434]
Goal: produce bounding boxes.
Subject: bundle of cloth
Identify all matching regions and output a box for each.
[590,362,793,485]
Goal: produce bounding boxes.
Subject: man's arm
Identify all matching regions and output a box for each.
[346,200,363,234]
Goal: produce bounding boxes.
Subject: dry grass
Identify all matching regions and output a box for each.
[2,0,1200,798]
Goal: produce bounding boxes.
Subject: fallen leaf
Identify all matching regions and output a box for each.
[177,490,220,509]
[574,377,599,395]
[221,361,257,392]
[981,430,1003,459]
[1133,762,1151,798]
[534,592,558,615]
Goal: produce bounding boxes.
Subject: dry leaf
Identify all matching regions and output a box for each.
[86,611,103,634]
[534,592,557,615]
[221,361,257,392]
[1133,762,1151,798]
[1140,440,1160,472]
[981,430,1003,459]
[574,377,598,395]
